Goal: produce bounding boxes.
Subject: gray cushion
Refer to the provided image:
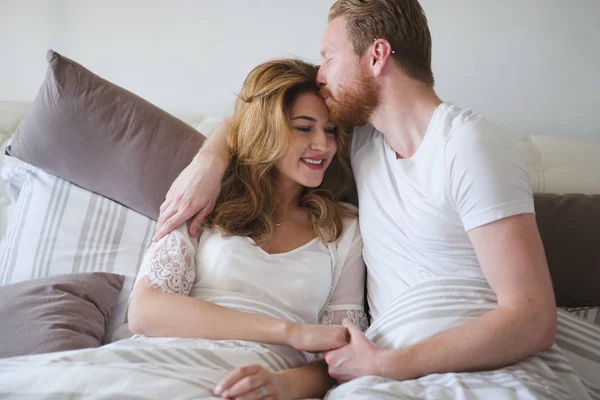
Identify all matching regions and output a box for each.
[534,193,600,307]
[0,272,124,358]
[7,50,206,220]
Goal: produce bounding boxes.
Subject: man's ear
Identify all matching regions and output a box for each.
[371,39,394,77]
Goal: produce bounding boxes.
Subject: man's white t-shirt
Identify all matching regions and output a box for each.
[351,102,534,321]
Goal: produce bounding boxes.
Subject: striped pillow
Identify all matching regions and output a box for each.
[0,163,155,342]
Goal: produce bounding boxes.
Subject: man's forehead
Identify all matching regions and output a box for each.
[321,18,348,54]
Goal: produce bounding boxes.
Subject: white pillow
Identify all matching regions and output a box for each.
[0,163,155,342]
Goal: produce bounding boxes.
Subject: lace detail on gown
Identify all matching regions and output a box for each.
[138,232,196,295]
[319,309,369,332]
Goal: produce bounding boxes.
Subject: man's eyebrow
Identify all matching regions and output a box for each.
[292,116,317,122]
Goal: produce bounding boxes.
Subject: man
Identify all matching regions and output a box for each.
[154,0,556,387]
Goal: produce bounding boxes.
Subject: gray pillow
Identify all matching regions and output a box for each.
[0,272,124,358]
[7,50,206,220]
[534,193,600,307]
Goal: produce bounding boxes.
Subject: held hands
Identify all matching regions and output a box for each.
[323,319,383,383]
[214,365,291,400]
[287,323,350,353]
[212,321,376,399]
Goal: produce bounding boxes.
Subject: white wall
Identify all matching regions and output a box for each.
[426,0,600,138]
[1,0,599,137]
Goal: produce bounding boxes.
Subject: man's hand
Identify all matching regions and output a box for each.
[153,153,224,241]
[324,319,383,383]
[153,118,233,242]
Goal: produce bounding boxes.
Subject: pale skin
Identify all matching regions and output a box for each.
[131,92,347,399]
[153,14,557,386]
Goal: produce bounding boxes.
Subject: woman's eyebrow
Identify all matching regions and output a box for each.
[292,116,317,122]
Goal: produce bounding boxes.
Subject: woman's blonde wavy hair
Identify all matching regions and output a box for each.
[204,59,356,245]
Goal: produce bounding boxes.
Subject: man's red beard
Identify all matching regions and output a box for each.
[320,65,380,127]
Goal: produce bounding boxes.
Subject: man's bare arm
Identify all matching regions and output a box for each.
[376,214,556,380]
[153,117,232,241]
[326,214,557,382]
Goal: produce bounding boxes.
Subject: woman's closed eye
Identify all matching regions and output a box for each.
[294,126,337,135]
[294,126,312,133]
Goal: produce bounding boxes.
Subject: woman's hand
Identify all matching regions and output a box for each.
[214,365,291,400]
[287,323,349,353]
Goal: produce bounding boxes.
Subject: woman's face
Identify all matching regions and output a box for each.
[275,92,338,192]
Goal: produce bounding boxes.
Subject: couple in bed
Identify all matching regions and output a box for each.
[141,0,573,398]
[2,1,595,399]
[149,0,596,399]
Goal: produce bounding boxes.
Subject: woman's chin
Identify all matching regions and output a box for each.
[299,177,324,189]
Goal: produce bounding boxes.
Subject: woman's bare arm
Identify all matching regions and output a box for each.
[128,282,348,353]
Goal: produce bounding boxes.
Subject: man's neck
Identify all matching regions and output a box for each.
[369,75,442,159]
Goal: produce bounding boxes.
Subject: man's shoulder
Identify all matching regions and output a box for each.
[352,123,379,143]
[350,123,380,159]
[352,123,376,135]
[443,106,512,158]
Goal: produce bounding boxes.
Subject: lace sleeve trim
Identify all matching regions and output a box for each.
[138,232,196,295]
[319,309,369,332]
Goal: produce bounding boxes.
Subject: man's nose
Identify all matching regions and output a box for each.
[316,66,326,87]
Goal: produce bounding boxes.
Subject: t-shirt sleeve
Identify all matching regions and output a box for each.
[445,117,534,232]
[350,124,375,166]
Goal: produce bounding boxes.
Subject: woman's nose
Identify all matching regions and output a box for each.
[310,129,329,152]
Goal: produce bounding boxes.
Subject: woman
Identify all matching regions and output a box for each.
[0,59,365,400]
[127,59,367,399]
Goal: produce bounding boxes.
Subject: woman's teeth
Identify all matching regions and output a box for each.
[302,158,323,165]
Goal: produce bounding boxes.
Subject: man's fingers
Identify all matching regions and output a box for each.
[153,208,188,242]
[155,197,214,241]
[153,205,178,242]
[189,208,209,237]
[214,365,261,396]
[324,349,338,366]
[152,224,170,243]
[159,197,171,213]
[342,318,361,337]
